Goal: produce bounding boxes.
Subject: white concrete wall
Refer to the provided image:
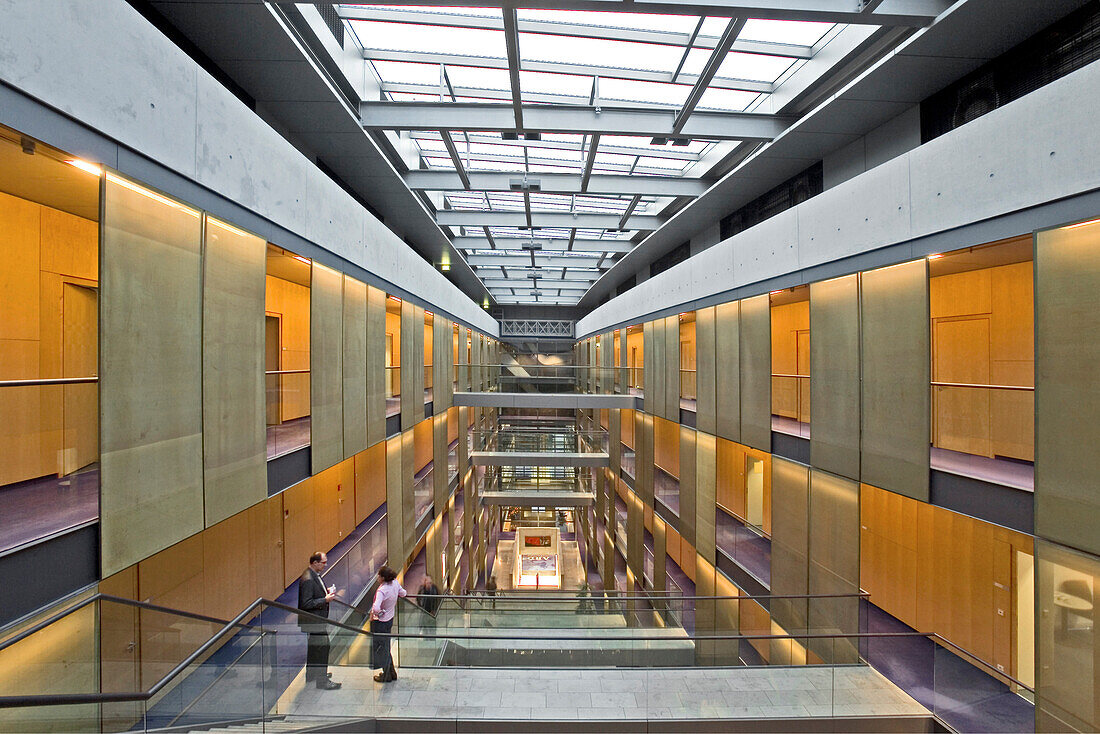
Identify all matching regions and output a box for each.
[0,0,497,335]
[578,59,1100,337]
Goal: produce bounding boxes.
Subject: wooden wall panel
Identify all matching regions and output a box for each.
[653,415,680,479]
[860,482,1033,677]
[0,191,98,488]
[342,276,368,457]
[810,274,861,480]
[739,295,771,452]
[264,275,310,422]
[770,300,809,422]
[354,441,387,524]
[281,477,316,588]
[860,260,930,501]
[400,301,417,429]
[310,263,344,474]
[645,320,664,420]
[101,175,204,575]
[201,218,267,526]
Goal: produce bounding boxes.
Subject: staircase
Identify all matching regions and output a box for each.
[182,717,347,734]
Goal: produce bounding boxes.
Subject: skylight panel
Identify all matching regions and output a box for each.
[634,156,691,171]
[445,66,511,91]
[423,155,455,170]
[519,70,592,98]
[465,159,527,172]
[349,5,501,18]
[598,79,688,107]
[519,33,680,74]
[388,92,442,102]
[716,52,797,84]
[697,88,760,112]
[352,20,506,57]
[517,10,700,34]
[370,60,444,85]
[740,19,835,47]
[527,162,585,174]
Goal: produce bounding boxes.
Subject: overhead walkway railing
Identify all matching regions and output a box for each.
[470,428,610,467]
[477,465,596,506]
[0,590,1032,732]
[455,364,641,409]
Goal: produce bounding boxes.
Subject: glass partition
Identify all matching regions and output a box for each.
[265,245,311,459]
[0,125,101,554]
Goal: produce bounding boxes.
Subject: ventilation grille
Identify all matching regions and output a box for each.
[315,3,345,47]
[720,162,823,241]
[921,1,1100,142]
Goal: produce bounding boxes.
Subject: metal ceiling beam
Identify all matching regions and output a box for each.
[419,153,678,177]
[469,255,610,267]
[342,0,945,26]
[502,8,525,130]
[673,17,747,135]
[406,171,708,196]
[438,129,471,189]
[581,134,600,193]
[343,7,814,57]
[362,102,788,141]
[410,132,703,160]
[363,49,774,93]
[671,17,706,83]
[617,195,642,230]
[383,81,703,111]
[436,210,660,229]
[487,282,590,292]
[453,237,635,253]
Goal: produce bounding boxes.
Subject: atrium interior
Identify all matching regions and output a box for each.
[0,1,1099,732]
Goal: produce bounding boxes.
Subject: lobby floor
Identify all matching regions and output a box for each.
[279,664,927,722]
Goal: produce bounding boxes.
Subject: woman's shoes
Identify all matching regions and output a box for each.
[373,670,398,683]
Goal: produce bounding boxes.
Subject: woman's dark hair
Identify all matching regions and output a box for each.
[378,565,398,582]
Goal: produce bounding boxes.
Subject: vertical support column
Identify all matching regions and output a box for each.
[679,425,697,548]
[311,262,344,474]
[808,469,860,663]
[695,431,717,565]
[435,317,453,411]
[601,330,614,394]
[637,412,654,512]
[696,306,717,435]
[366,286,386,446]
[457,327,469,393]
[645,320,664,419]
[400,301,417,429]
[386,434,406,573]
[653,515,667,593]
[860,260,930,501]
[810,275,861,479]
[739,294,771,452]
[1035,220,1100,733]
[101,175,203,575]
[401,428,416,564]
[715,301,741,443]
[619,328,629,394]
[770,457,810,662]
[664,315,679,420]
[201,216,266,527]
[342,275,368,458]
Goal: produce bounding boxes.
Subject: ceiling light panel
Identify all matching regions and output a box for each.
[353,19,506,57]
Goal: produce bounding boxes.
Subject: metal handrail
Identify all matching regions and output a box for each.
[931,381,1034,391]
[0,597,356,709]
[265,369,309,375]
[771,373,809,379]
[0,377,98,387]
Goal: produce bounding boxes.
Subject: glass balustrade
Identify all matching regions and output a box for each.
[469,429,608,454]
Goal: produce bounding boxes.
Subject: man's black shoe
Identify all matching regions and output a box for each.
[316,679,342,690]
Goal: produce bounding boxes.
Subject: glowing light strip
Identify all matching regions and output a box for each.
[207,216,255,239]
[65,158,102,176]
[1064,217,1100,230]
[106,172,200,217]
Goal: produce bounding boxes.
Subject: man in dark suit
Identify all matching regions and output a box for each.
[297,551,342,690]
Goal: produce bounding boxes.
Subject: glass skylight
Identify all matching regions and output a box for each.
[340,2,883,304]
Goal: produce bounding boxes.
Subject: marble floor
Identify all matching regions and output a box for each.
[278,664,928,722]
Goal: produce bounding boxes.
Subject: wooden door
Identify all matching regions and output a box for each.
[62,283,98,475]
[265,315,281,425]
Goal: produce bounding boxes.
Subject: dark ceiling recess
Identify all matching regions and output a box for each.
[651,240,691,278]
[616,277,636,297]
[719,161,823,242]
[314,3,344,47]
[921,0,1100,142]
